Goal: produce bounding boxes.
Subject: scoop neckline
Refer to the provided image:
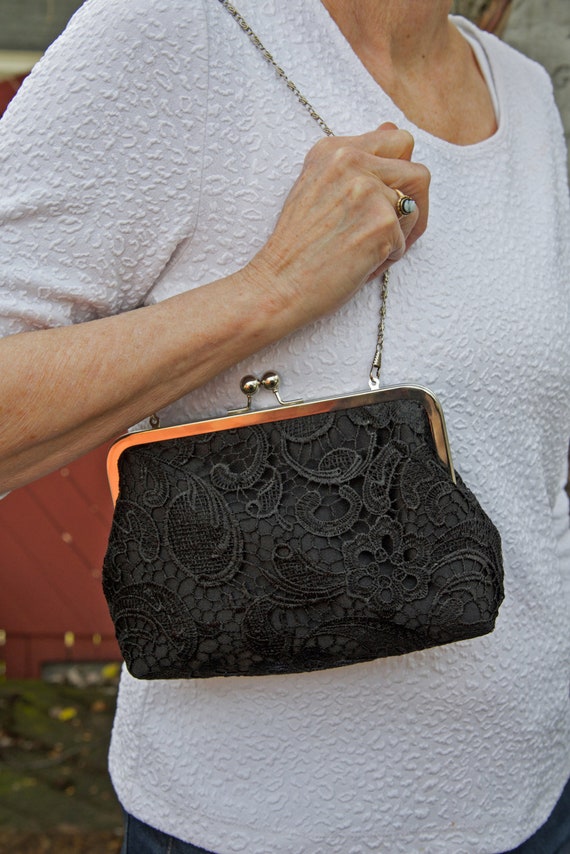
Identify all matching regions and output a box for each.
[308,3,507,157]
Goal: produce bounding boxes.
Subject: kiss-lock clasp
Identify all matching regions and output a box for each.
[228,371,303,414]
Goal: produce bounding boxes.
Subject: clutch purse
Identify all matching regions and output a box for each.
[101,4,504,678]
[102,271,504,679]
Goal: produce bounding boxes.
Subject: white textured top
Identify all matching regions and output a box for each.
[1,1,569,852]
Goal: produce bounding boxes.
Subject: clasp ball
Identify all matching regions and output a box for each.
[261,371,281,391]
[240,375,261,396]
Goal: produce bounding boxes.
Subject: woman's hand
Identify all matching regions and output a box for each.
[247,123,430,323]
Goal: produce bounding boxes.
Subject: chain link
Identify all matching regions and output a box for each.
[369,269,389,388]
[217,0,335,137]
[218,0,390,389]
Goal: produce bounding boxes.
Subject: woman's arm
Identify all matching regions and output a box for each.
[0,126,429,491]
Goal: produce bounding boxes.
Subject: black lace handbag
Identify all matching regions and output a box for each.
[101,4,504,678]
[103,273,504,679]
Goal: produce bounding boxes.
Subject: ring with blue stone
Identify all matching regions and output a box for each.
[395,189,417,217]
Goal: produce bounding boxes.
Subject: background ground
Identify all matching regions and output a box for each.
[0,677,122,853]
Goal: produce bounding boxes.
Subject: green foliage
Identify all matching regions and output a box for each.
[0,680,121,834]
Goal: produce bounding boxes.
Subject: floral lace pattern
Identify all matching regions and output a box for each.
[103,399,504,678]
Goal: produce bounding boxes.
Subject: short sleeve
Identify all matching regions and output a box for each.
[0,0,209,336]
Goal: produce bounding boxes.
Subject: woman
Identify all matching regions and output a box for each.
[0,0,569,851]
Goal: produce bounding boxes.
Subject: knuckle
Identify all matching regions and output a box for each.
[398,129,416,157]
[378,205,401,233]
[413,162,431,187]
[346,173,376,201]
[331,144,361,171]
[304,136,333,164]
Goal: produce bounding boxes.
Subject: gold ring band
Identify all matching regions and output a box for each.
[395,189,417,218]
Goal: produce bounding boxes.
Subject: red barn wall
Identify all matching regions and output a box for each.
[0,447,120,678]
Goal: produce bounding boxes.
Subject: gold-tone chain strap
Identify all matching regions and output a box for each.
[369,273,389,388]
[217,0,334,137]
[217,0,390,389]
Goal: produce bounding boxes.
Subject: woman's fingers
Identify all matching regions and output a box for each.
[380,160,430,249]
[340,123,416,161]
[252,124,430,323]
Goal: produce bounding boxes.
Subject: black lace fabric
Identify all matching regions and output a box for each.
[102,399,504,678]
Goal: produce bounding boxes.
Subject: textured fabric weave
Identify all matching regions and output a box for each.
[0,0,569,851]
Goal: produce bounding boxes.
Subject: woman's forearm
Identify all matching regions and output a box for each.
[0,266,289,490]
[1,125,430,490]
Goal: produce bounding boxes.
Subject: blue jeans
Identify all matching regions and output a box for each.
[120,776,570,853]
[500,775,570,854]
[120,811,214,853]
